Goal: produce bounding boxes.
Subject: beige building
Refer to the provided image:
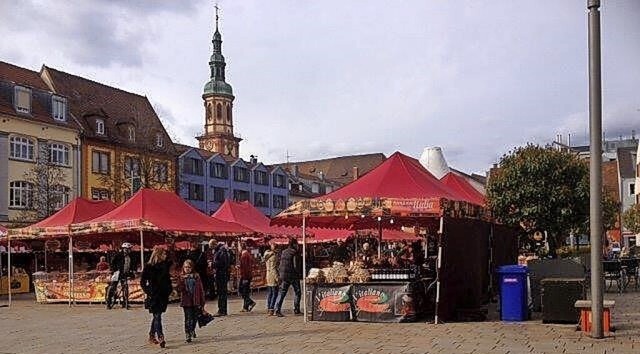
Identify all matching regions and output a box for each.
[0,61,81,225]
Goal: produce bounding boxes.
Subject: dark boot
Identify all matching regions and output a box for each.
[158,335,166,348]
[185,333,192,343]
[148,334,158,346]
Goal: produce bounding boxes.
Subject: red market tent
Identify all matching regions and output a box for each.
[72,189,250,236]
[441,172,486,206]
[213,200,418,243]
[9,198,117,239]
[273,151,486,229]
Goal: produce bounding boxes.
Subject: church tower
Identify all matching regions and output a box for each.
[197,6,241,157]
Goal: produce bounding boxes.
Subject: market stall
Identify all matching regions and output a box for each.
[273,152,518,323]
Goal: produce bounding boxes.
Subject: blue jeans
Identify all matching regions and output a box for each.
[150,312,163,337]
[183,307,197,334]
[275,279,301,313]
[266,286,278,310]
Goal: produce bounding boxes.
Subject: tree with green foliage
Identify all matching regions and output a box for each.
[487,144,617,257]
[622,204,640,234]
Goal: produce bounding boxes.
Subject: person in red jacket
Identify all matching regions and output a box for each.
[239,244,256,312]
[177,259,205,343]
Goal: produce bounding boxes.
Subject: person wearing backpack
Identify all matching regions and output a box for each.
[274,239,303,317]
[213,242,231,316]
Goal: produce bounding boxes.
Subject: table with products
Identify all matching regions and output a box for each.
[307,264,432,323]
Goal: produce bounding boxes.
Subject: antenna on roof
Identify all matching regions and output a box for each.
[285,150,293,164]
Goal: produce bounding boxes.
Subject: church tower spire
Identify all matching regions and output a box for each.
[198,4,242,157]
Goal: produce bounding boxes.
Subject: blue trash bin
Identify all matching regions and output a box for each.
[497,265,529,321]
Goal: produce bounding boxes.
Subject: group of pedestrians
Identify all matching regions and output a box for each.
[133,237,303,348]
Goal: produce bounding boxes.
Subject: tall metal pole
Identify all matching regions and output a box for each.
[587,0,604,339]
[302,214,307,323]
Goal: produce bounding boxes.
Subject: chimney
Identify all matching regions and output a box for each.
[352,166,359,181]
[249,155,257,164]
[293,164,299,177]
[319,171,324,181]
[419,147,450,179]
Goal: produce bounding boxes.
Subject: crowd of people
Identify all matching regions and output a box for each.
[99,236,429,348]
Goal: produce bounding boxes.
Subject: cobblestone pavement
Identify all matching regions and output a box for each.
[0,290,639,354]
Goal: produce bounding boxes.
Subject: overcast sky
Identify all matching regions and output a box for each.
[1,0,638,174]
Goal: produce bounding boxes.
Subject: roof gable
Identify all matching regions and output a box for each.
[279,153,386,185]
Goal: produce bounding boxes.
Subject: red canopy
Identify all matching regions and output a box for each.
[441,172,486,206]
[273,151,484,229]
[71,189,250,236]
[10,198,117,239]
[322,151,458,200]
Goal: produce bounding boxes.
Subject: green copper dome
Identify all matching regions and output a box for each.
[203,79,233,96]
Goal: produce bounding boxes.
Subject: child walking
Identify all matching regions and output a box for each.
[177,259,206,343]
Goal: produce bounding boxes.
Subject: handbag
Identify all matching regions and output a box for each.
[197,308,215,328]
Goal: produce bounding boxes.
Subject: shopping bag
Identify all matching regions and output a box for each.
[197,309,215,328]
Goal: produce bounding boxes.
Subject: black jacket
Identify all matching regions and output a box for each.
[278,247,302,281]
[110,252,136,280]
[141,260,173,313]
[213,246,231,277]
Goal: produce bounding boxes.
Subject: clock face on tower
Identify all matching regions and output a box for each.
[204,140,214,151]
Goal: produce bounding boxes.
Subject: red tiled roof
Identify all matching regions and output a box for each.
[278,153,386,185]
[0,61,81,131]
[0,61,49,90]
[43,66,175,154]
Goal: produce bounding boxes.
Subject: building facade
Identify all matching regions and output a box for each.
[40,65,177,204]
[0,61,81,224]
[176,145,288,216]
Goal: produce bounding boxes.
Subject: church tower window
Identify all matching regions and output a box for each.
[216,103,222,121]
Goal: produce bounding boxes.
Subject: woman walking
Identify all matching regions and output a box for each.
[177,259,206,343]
[141,246,173,348]
[263,242,279,315]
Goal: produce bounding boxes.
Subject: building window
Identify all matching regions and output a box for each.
[128,126,135,142]
[233,166,250,183]
[124,156,140,178]
[631,183,636,196]
[226,104,232,122]
[154,162,169,183]
[183,157,204,176]
[52,96,66,121]
[212,187,226,202]
[254,192,269,207]
[274,174,286,188]
[210,163,228,179]
[273,195,286,209]
[52,185,70,210]
[9,136,35,161]
[233,189,250,202]
[156,133,163,147]
[9,181,33,209]
[216,103,222,121]
[254,170,268,185]
[188,183,204,201]
[14,86,31,114]
[49,143,70,166]
[92,150,110,174]
[96,119,105,135]
[91,188,110,200]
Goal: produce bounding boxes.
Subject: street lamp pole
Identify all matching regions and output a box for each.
[587,0,604,339]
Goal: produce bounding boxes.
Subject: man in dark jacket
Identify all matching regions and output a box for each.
[107,242,137,309]
[213,242,231,316]
[274,239,302,317]
[239,244,256,312]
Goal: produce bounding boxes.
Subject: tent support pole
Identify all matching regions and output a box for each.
[302,214,307,323]
[139,229,145,271]
[68,235,73,307]
[7,235,11,307]
[378,219,382,258]
[434,216,444,325]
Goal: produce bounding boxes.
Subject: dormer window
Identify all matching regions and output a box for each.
[52,96,66,121]
[14,86,31,114]
[156,133,164,147]
[128,126,135,141]
[96,119,105,135]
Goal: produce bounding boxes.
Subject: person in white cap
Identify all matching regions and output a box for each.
[107,242,136,309]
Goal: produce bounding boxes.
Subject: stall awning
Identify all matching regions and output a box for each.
[441,172,486,206]
[9,198,117,239]
[71,189,250,236]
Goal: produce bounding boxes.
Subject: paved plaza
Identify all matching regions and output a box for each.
[1,290,639,354]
